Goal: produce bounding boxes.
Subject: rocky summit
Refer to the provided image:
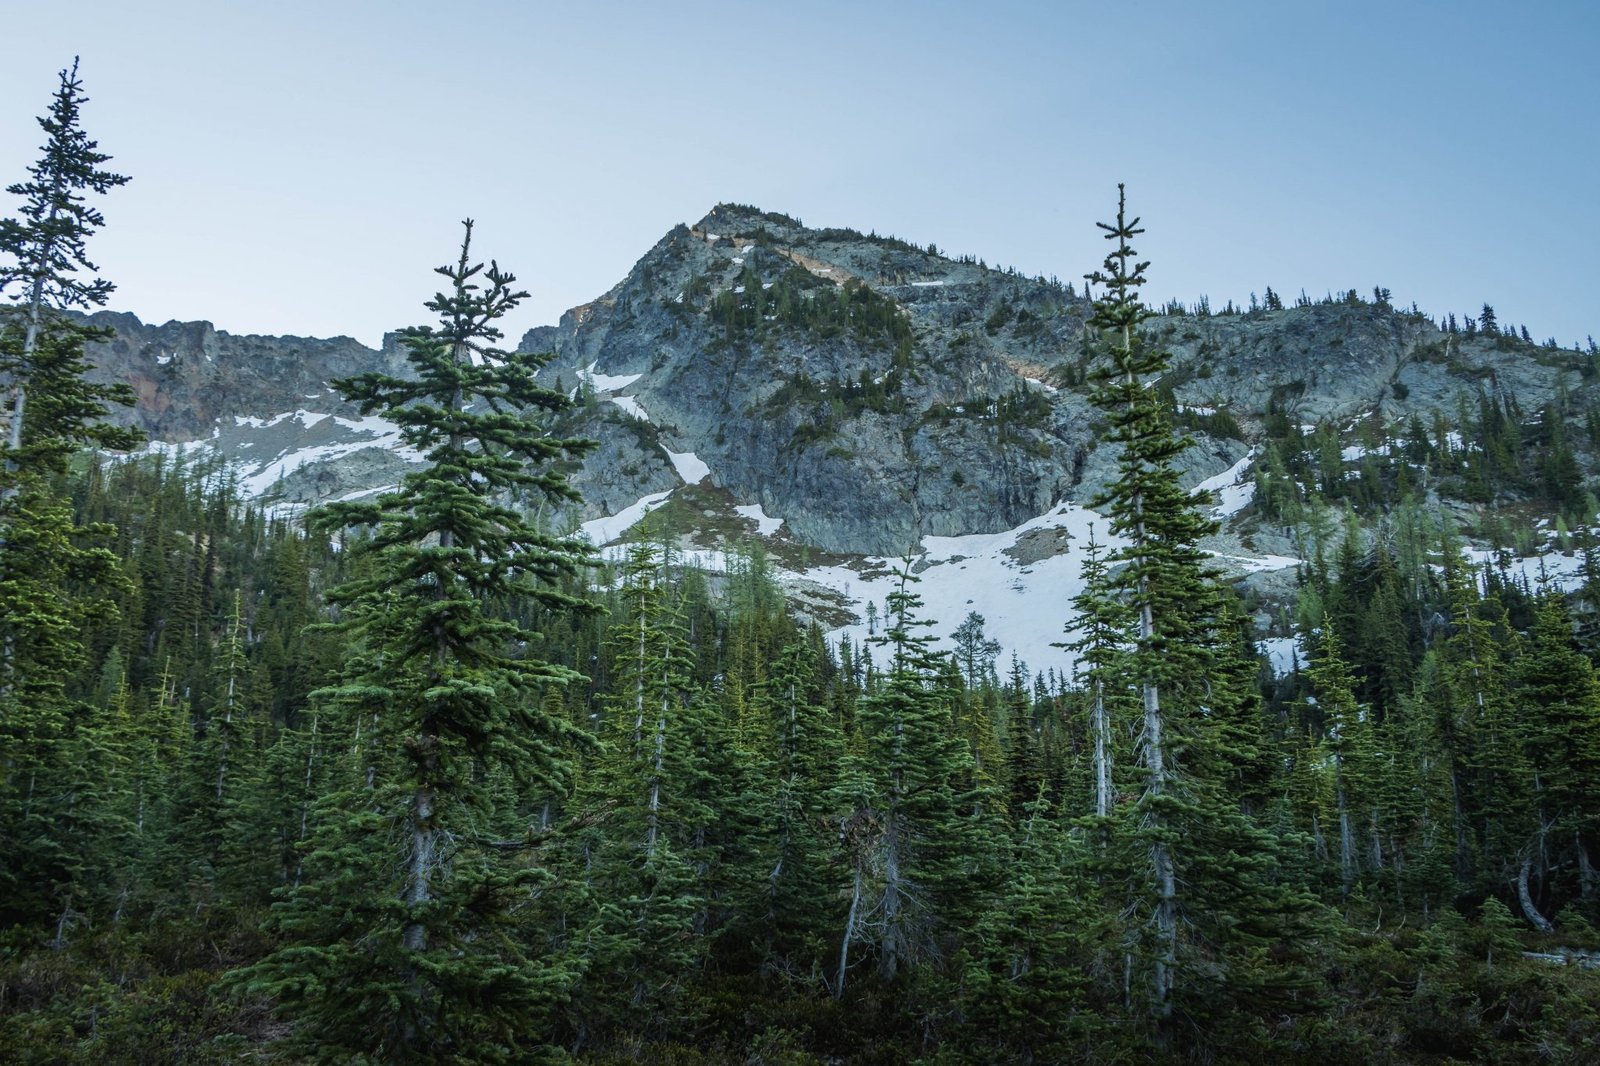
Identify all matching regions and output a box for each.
[79,203,1600,670]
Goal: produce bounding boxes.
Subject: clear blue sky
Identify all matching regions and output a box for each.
[4,0,1596,349]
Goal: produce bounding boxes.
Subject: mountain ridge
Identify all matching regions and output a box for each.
[72,202,1600,670]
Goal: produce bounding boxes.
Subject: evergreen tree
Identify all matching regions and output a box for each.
[1082,187,1322,1032]
[1084,185,1216,1014]
[1305,618,1380,899]
[757,633,844,975]
[233,222,597,1061]
[0,58,129,466]
[833,568,981,992]
[1062,528,1127,821]
[1513,594,1600,922]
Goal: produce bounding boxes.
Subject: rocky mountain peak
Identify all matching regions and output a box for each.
[74,209,1599,670]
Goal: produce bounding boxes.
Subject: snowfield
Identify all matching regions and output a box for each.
[799,502,1124,677]
[1194,450,1257,519]
[667,450,710,484]
[116,406,1594,684]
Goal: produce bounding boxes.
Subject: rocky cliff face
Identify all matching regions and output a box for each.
[520,205,1096,554]
[514,204,1592,554]
[73,204,1598,669]
[81,311,411,440]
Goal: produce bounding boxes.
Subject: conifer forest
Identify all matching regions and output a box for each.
[5,63,1600,1065]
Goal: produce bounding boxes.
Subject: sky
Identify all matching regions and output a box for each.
[3,0,1596,350]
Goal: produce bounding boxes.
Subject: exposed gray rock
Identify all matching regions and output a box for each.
[76,205,1594,565]
[81,310,410,441]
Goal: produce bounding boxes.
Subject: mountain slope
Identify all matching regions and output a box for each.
[78,204,1600,671]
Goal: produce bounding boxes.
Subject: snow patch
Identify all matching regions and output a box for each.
[1260,636,1304,676]
[666,449,709,485]
[1464,546,1587,593]
[1210,551,1301,574]
[581,490,672,545]
[579,362,644,393]
[1195,451,1257,519]
[801,502,1124,675]
[609,396,650,421]
[734,503,784,535]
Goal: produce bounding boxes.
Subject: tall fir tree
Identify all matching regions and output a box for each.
[1082,186,1323,1034]
[0,61,136,942]
[832,568,982,992]
[0,58,129,466]
[1083,184,1216,1014]
[232,222,598,1062]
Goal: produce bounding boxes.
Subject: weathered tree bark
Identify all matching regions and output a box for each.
[1092,679,1112,819]
[1518,856,1554,934]
[1578,837,1598,902]
[1336,760,1355,897]
[835,862,864,1000]
[645,696,666,858]
[881,813,902,982]
[402,778,436,953]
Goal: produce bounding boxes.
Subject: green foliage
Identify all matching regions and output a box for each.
[4,166,1600,1063]
[708,265,911,354]
[229,222,599,1061]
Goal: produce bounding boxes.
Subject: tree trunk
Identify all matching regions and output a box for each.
[1092,679,1111,819]
[881,811,903,982]
[1336,761,1355,897]
[835,862,863,1000]
[645,698,666,858]
[1578,836,1597,902]
[1518,856,1554,934]
[4,243,50,463]
[403,781,436,952]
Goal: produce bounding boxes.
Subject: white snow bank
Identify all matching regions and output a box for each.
[1195,451,1257,520]
[666,449,709,484]
[609,396,650,421]
[1259,636,1304,676]
[1463,546,1588,593]
[734,503,784,535]
[579,362,644,393]
[581,490,672,545]
[1209,551,1300,574]
[802,502,1124,675]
